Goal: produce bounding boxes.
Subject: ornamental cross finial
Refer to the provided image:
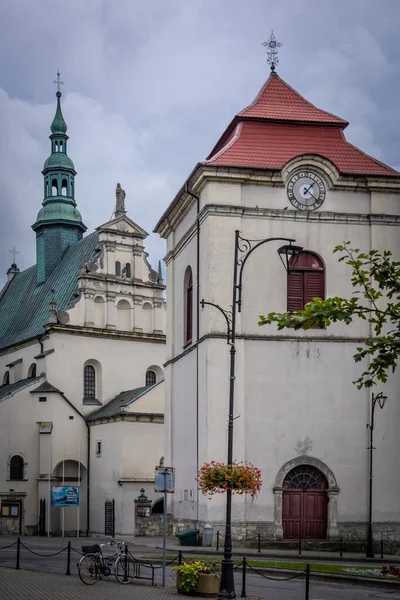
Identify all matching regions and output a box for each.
[53,70,64,92]
[262,30,283,72]
[9,246,20,264]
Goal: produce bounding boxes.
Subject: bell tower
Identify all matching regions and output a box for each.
[32,74,86,285]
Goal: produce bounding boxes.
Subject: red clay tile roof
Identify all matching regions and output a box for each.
[206,121,398,176]
[206,74,398,176]
[238,74,348,125]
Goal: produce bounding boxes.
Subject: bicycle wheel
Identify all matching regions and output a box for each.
[78,553,100,585]
[115,555,134,584]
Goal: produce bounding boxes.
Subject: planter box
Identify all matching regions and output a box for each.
[176,572,220,597]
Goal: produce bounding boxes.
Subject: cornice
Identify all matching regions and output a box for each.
[164,203,400,264]
[155,164,400,238]
[164,332,370,367]
[44,323,166,344]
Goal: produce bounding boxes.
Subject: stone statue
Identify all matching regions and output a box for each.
[115,183,126,217]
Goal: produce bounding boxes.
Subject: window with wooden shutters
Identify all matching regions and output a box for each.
[287,252,324,316]
[185,268,193,344]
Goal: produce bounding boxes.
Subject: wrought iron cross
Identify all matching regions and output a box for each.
[9,246,20,263]
[262,30,283,72]
[53,70,64,92]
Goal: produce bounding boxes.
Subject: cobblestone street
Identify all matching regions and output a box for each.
[0,567,265,600]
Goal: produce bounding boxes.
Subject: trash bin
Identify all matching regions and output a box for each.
[176,529,199,546]
[203,524,213,547]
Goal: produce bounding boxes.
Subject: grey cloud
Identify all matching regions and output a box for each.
[0,0,399,282]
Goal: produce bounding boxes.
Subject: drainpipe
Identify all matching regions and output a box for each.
[185,183,200,525]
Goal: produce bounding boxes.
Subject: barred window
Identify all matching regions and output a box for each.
[84,365,96,399]
[10,455,24,480]
[146,370,156,387]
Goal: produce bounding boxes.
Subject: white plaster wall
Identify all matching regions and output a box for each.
[0,382,87,531]
[46,332,165,414]
[164,172,400,532]
[0,340,44,384]
[89,420,163,534]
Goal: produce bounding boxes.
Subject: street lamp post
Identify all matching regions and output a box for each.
[201,229,302,598]
[366,391,387,558]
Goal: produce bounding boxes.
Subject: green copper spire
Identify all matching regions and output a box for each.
[51,91,67,134]
[32,77,86,285]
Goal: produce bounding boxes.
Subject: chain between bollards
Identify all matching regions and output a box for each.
[65,541,71,575]
[15,536,21,570]
[241,556,247,597]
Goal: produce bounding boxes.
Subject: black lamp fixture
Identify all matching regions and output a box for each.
[277,243,304,273]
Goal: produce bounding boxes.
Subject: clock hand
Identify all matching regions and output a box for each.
[303,182,315,195]
[307,189,319,201]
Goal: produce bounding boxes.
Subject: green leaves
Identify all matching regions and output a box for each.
[260,242,400,389]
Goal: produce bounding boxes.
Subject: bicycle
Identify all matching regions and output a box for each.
[78,539,134,585]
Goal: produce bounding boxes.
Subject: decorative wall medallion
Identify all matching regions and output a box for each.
[57,310,70,325]
[149,270,158,283]
[287,171,326,211]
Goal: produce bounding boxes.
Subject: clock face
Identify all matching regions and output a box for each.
[287,171,326,211]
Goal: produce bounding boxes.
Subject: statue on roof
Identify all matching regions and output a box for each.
[115,183,127,218]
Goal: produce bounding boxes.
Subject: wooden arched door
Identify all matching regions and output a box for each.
[282,465,328,539]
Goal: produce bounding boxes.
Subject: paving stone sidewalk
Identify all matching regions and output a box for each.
[0,567,263,600]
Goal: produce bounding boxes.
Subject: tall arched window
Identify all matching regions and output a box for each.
[124,263,131,278]
[2,371,9,386]
[146,370,156,387]
[184,267,193,344]
[115,261,121,276]
[84,365,96,400]
[28,363,37,378]
[287,252,325,313]
[10,455,24,480]
[52,179,58,196]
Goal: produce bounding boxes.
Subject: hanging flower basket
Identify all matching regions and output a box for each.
[198,461,262,499]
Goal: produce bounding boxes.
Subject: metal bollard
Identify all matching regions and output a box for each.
[298,537,302,556]
[305,564,310,600]
[178,550,183,565]
[216,531,220,552]
[258,533,261,553]
[66,541,71,575]
[340,537,343,557]
[123,543,129,582]
[381,539,384,559]
[241,556,247,597]
[16,536,21,570]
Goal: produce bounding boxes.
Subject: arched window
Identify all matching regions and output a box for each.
[115,261,121,276]
[52,179,58,196]
[146,370,156,387]
[184,267,193,344]
[84,365,96,400]
[287,252,325,313]
[2,371,9,386]
[59,140,63,152]
[283,465,327,490]
[124,263,131,278]
[28,363,37,378]
[10,455,24,480]
[61,179,68,196]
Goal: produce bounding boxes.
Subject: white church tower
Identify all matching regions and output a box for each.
[155,48,400,542]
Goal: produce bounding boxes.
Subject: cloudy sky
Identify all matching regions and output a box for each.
[0,0,399,282]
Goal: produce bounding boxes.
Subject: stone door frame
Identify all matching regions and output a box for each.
[273,455,339,540]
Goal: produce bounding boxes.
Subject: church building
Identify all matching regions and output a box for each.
[155,53,400,542]
[0,87,166,536]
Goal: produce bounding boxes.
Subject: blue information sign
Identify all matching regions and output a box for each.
[51,486,80,507]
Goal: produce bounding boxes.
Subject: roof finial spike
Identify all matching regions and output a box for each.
[9,246,20,266]
[262,30,282,74]
[157,260,163,283]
